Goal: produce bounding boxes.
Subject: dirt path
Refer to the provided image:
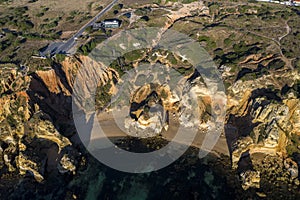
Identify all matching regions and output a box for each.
[279,21,291,41]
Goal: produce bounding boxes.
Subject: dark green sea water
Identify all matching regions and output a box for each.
[4,138,299,200]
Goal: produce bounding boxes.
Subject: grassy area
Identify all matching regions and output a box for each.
[198,35,217,50]
[109,59,133,77]
[123,49,146,63]
[77,40,97,56]
[165,0,299,89]
[95,82,112,110]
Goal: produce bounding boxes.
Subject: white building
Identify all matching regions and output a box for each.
[103,19,121,28]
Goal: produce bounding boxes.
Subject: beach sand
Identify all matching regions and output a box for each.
[93,111,230,156]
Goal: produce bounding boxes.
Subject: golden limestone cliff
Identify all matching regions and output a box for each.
[225,67,300,189]
[1,53,300,191]
[0,55,121,181]
[0,64,75,181]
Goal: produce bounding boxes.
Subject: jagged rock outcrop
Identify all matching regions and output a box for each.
[240,170,260,190]
[29,55,120,134]
[16,153,44,182]
[284,98,300,135]
[225,65,300,191]
[231,137,253,170]
[0,66,74,182]
[284,158,299,179]
[119,62,219,137]
[57,154,76,174]
[230,94,300,169]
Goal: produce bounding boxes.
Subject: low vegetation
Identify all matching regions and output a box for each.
[95,82,112,110]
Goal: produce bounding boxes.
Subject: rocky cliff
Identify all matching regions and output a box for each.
[1,51,300,198]
[0,66,72,183]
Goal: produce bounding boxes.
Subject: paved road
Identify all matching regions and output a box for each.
[42,0,118,56]
[59,0,118,54]
[39,42,64,57]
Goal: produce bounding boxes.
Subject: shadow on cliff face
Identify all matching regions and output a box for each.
[224,87,283,155]
[27,63,75,137]
[251,88,282,103]
[225,110,259,155]
[237,150,254,173]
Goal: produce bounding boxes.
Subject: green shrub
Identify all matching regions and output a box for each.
[42,7,49,12]
[95,82,112,109]
[18,20,34,31]
[135,7,151,16]
[267,59,285,70]
[36,12,44,17]
[233,41,248,55]
[224,38,232,46]
[78,40,97,55]
[160,89,168,99]
[124,49,145,63]
[198,35,216,50]
[167,53,177,65]
[55,54,66,62]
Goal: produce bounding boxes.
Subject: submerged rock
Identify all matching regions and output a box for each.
[284,158,298,179]
[16,153,44,182]
[58,154,76,174]
[240,170,260,190]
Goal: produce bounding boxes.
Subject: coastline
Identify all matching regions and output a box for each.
[87,110,231,156]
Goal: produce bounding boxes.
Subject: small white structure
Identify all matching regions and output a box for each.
[256,0,300,6]
[103,19,121,28]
